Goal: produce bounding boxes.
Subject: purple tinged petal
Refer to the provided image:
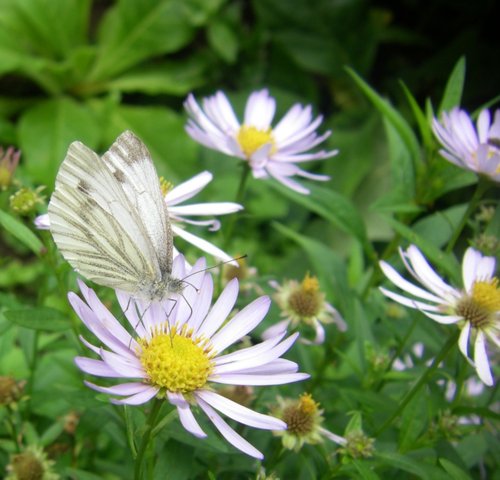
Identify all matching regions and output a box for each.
[474,331,494,386]
[210,296,271,353]
[210,372,309,386]
[110,386,159,405]
[74,357,125,378]
[196,397,264,459]
[176,403,207,438]
[84,381,153,397]
[196,390,286,430]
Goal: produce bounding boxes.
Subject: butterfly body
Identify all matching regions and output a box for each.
[48,130,183,302]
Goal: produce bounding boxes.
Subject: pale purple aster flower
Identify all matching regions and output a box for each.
[380,245,500,386]
[432,107,500,182]
[72,255,309,459]
[184,89,338,194]
[35,170,242,264]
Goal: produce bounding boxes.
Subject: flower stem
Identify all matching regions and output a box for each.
[445,177,490,253]
[223,163,251,250]
[375,330,459,436]
[134,398,162,480]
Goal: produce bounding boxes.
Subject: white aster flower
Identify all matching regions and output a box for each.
[72,255,308,459]
[432,107,500,182]
[184,89,338,194]
[35,170,242,264]
[380,245,500,386]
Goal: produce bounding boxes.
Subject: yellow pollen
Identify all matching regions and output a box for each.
[237,125,274,158]
[159,177,174,197]
[301,273,320,294]
[472,278,500,313]
[298,393,319,415]
[139,326,213,393]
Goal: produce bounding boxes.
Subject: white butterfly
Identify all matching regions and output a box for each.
[48,130,184,302]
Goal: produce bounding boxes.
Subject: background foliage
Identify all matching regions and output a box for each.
[1,0,499,478]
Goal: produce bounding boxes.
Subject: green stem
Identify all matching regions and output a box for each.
[223,163,251,251]
[134,398,163,480]
[375,330,459,436]
[445,177,490,253]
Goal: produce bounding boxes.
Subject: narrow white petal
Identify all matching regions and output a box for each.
[100,348,145,378]
[458,321,471,358]
[421,311,462,324]
[196,390,286,430]
[165,171,213,206]
[474,332,494,386]
[169,202,243,216]
[34,213,50,229]
[261,319,291,341]
[211,372,309,385]
[196,397,264,459]
[170,396,207,438]
[319,427,347,446]
[379,287,442,312]
[74,357,124,378]
[210,296,271,353]
[84,381,151,397]
[110,386,159,405]
[197,278,239,338]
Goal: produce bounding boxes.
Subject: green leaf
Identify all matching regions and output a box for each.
[105,56,209,95]
[270,181,376,261]
[346,67,421,168]
[352,460,381,480]
[438,458,472,480]
[89,0,199,81]
[399,392,427,452]
[438,57,466,114]
[18,97,100,185]
[207,20,239,63]
[4,306,71,331]
[375,452,428,478]
[0,210,44,255]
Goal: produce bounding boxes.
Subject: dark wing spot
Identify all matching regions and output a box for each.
[113,169,126,183]
[77,180,91,194]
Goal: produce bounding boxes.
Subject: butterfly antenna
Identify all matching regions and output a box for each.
[181,255,247,283]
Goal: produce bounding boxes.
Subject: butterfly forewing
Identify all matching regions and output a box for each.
[48,131,175,299]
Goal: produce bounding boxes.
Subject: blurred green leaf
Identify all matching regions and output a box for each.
[207,19,238,63]
[18,97,100,184]
[104,56,209,95]
[89,0,201,81]
[439,458,472,480]
[399,392,427,452]
[352,460,381,480]
[375,452,428,478]
[438,57,466,114]
[346,67,421,168]
[4,306,71,331]
[0,209,44,255]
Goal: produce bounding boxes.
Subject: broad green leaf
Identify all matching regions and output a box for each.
[18,97,100,184]
[383,117,416,199]
[382,215,461,283]
[207,19,239,63]
[400,80,433,151]
[0,209,44,255]
[438,57,466,114]
[101,104,198,181]
[438,458,472,480]
[4,306,71,331]
[271,181,376,261]
[90,0,198,81]
[352,460,381,480]
[346,67,421,168]
[105,57,209,95]
[272,222,353,316]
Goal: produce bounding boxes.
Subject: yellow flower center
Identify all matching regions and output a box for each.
[159,177,174,197]
[282,393,319,436]
[236,125,274,158]
[288,274,322,318]
[456,278,500,328]
[139,325,213,393]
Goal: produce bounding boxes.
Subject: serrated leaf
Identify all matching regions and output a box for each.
[18,97,100,184]
[0,210,44,255]
[4,306,71,331]
[346,67,421,168]
[438,57,466,114]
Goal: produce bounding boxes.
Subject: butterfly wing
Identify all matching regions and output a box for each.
[47,132,171,297]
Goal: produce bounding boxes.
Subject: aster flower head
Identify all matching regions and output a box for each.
[184,89,338,194]
[35,170,242,265]
[271,393,346,451]
[432,107,500,182]
[72,255,308,459]
[380,245,500,386]
[5,446,59,480]
[263,273,347,345]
